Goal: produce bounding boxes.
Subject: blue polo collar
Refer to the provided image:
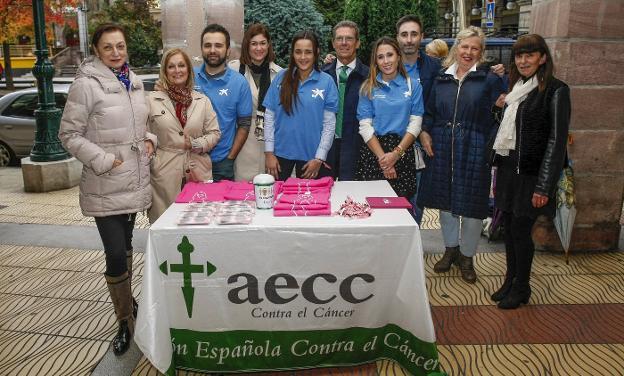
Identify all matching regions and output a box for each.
[375,72,407,87]
[197,64,232,82]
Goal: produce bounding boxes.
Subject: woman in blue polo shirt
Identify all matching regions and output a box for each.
[356,37,424,198]
[263,30,338,181]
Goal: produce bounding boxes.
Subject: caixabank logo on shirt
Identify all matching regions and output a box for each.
[159,236,375,319]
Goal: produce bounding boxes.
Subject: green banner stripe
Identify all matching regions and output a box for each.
[168,324,443,375]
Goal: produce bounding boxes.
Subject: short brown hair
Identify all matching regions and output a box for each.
[158,48,195,91]
[396,15,423,34]
[332,20,360,40]
[239,23,276,65]
[91,23,126,51]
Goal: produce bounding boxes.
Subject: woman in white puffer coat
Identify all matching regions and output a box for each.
[59,23,155,357]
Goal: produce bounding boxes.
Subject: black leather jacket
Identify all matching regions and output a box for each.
[494,77,571,196]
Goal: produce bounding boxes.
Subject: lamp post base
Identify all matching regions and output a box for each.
[21,156,81,193]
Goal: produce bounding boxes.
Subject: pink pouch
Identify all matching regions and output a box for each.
[365,196,412,209]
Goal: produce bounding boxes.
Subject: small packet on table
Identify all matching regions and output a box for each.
[215,213,254,225]
[177,212,214,225]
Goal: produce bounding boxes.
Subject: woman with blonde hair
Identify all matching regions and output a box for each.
[418,26,504,283]
[356,36,424,198]
[147,48,221,223]
[425,38,449,59]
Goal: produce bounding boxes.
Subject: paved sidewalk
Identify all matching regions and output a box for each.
[2,166,624,376]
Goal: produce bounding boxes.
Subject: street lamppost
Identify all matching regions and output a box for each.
[30,0,70,162]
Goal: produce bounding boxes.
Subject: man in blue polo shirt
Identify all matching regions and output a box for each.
[396,15,441,224]
[195,24,253,181]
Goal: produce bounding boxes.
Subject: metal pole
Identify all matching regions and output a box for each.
[77,5,89,59]
[30,0,70,162]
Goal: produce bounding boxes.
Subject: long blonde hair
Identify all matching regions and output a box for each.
[360,37,408,99]
[158,48,195,91]
[443,26,486,68]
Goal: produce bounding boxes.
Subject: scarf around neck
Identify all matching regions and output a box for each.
[493,76,539,156]
[110,63,131,91]
[245,60,271,112]
[166,85,193,127]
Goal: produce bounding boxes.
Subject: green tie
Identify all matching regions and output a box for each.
[336,65,348,138]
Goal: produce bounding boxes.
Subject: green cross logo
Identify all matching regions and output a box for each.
[159,236,216,318]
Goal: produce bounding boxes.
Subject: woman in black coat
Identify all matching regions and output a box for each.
[418,26,504,284]
[491,34,570,309]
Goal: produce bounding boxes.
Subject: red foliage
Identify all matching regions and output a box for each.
[0,0,80,43]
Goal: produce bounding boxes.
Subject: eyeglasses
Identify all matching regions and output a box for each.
[334,36,356,43]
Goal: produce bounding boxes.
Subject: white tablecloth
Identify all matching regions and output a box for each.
[135,180,440,375]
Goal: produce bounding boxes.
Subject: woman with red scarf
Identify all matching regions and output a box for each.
[147,48,221,223]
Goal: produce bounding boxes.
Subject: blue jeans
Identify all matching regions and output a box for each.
[439,211,482,257]
[212,158,235,182]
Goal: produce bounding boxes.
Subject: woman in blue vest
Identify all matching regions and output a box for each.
[418,27,504,284]
[356,37,424,198]
[263,30,338,181]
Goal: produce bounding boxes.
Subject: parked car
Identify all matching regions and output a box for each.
[0,85,70,167]
[0,75,160,167]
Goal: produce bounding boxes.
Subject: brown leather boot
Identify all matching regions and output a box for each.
[456,254,477,284]
[433,246,460,273]
[126,250,138,318]
[126,249,133,278]
[106,272,135,356]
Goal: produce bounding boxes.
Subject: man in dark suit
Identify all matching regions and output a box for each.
[322,21,369,181]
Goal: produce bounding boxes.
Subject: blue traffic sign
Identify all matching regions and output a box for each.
[485,0,495,28]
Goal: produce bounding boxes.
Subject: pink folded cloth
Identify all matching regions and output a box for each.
[223,192,256,201]
[266,181,283,196]
[175,181,232,202]
[228,182,255,192]
[278,192,330,205]
[273,202,329,210]
[281,186,330,194]
[282,176,334,188]
[273,208,332,217]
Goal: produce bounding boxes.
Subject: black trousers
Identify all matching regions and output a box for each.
[276,156,333,182]
[502,211,537,285]
[95,213,136,277]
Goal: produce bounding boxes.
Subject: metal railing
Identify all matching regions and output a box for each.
[0,44,35,58]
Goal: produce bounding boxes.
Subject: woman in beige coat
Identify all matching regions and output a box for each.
[228,23,282,182]
[59,24,155,356]
[147,48,220,223]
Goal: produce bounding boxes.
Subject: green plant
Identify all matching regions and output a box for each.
[89,0,162,67]
[344,0,437,62]
[245,0,330,67]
